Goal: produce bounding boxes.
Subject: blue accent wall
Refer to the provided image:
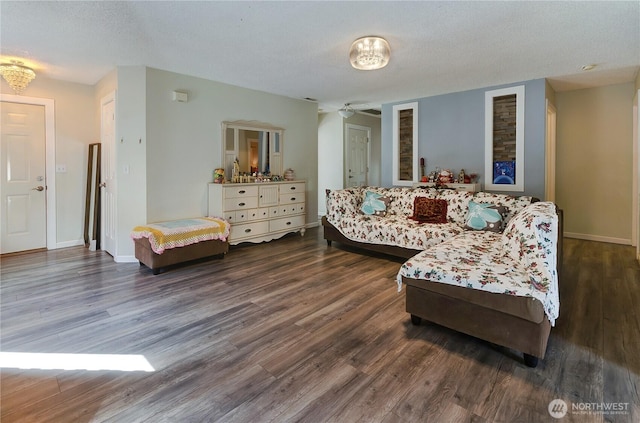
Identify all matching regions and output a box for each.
[382,78,547,199]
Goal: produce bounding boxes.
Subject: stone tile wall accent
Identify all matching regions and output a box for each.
[492,94,517,161]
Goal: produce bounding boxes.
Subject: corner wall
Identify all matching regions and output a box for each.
[555,82,635,243]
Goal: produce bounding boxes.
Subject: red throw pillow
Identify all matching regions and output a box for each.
[410,197,448,223]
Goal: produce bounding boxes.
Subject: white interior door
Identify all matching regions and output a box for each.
[101,93,116,257]
[346,124,370,187]
[1,102,47,253]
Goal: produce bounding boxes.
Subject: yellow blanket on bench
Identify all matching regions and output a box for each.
[131,217,230,254]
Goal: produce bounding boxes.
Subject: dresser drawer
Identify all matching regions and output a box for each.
[224,185,258,198]
[270,215,305,232]
[224,196,258,211]
[281,204,305,215]
[279,205,294,216]
[279,182,305,194]
[279,192,305,205]
[234,209,249,222]
[230,221,269,240]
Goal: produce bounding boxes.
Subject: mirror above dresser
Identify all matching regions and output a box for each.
[222,120,283,181]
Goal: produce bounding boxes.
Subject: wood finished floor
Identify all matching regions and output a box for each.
[1,227,639,423]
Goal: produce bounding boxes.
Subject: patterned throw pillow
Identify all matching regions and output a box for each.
[464,201,508,232]
[360,191,390,216]
[410,197,448,224]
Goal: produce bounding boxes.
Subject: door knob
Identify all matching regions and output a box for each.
[99,182,106,188]
[32,186,44,191]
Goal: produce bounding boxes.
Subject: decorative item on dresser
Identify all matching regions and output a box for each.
[208,181,306,245]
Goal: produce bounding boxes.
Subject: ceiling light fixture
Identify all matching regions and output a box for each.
[0,60,36,94]
[338,104,355,118]
[581,64,597,71]
[349,36,390,70]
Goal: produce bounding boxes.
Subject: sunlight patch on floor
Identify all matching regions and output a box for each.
[0,352,155,372]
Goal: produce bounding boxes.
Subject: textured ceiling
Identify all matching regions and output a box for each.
[1,1,639,111]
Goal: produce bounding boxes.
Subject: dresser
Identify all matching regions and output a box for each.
[208,181,306,245]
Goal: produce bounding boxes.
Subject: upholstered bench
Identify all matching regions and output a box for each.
[131,217,230,274]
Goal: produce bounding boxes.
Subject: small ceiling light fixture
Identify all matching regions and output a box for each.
[0,60,36,94]
[581,64,597,71]
[349,36,390,70]
[338,103,355,118]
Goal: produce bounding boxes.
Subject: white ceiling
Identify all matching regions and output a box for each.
[1,1,639,112]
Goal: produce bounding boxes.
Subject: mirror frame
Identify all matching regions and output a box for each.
[222,120,284,181]
[484,85,525,192]
[392,102,419,186]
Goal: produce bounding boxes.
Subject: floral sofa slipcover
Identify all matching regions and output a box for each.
[324,186,534,252]
[323,186,561,366]
[397,201,560,326]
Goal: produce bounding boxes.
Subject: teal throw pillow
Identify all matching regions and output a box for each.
[464,201,508,232]
[360,191,390,217]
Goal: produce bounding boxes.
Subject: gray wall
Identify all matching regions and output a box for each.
[381,78,547,199]
[144,67,319,225]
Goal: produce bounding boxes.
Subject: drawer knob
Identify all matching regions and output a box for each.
[245,228,252,233]
[290,187,296,190]
[290,197,296,201]
[286,221,292,225]
[239,202,245,206]
[239,190,246,194]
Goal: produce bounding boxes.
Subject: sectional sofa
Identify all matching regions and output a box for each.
[322,186,562,367]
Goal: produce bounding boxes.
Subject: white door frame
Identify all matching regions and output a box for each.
[100,91,116,256]
[545,99,557,202]
[344,123,371,187]
[1,93,56,250]
[632,90,638,254]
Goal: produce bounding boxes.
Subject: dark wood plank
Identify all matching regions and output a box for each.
[1,230,639,422]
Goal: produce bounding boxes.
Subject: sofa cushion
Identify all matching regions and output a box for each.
[410,197,448,223]
[397,228,559,325]
[360,190,390,216]
[337,214,463,250]
[502,202,559,294]
[472,192,533,226]
[381,187,438,216]
[325,187,363,225]
[434,189,474,226]
[464,201,507,232]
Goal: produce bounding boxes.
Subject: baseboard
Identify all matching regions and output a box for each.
[564,232,631,245]
[55,239,84,249]
[306,221,320,229]
[114,255,138,263]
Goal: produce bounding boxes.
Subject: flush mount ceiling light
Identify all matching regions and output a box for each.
[338,103,355,118]
[581,64,597,71]
[0,60,36,94]
[349,36,390,70]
